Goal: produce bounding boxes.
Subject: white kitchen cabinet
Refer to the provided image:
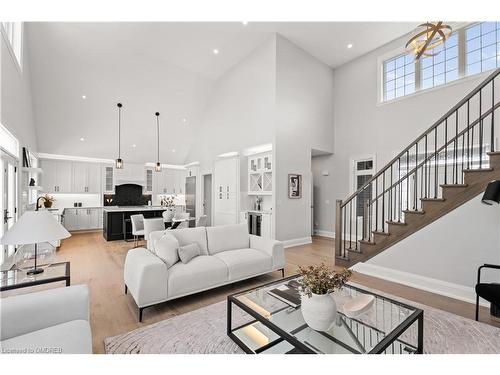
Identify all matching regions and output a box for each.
[72,162,102,193]
[261,212,272,239]
[41,159,73,193]
[248,151,272,195]
[144,168,154,194]
[102,165,114,193]
[63,209,78,231]
[214,157,240,226]
[63,208,102,231]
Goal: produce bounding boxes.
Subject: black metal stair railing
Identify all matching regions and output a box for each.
[336,68,500,260]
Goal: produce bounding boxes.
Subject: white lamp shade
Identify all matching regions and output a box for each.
[1,211,71,245]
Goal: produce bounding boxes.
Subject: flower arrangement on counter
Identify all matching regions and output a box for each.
[161,196,175,207]
[298,263,352,297]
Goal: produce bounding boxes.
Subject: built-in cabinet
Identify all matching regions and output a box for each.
[41,159,73,193]
[145,168,154,194]
[153,168,187,195]
[103,165,114,193]
[72,162,101,193]
[63,208,102,231]
[214,157,240,225]
[248,152,272,195]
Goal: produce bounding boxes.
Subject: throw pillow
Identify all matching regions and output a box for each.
[154,232,180,268]
[178,243,201,264]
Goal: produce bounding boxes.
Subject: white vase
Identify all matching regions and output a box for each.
[301,292,337,331]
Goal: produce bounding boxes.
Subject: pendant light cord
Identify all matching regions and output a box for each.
[117,103,122,159]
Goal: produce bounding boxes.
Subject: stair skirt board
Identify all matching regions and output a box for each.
[282,236,312,248]
[351,262,489,307]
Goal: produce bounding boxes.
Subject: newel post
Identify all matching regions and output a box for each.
[335,199,342,258]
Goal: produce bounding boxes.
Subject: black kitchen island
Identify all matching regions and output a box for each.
[103,206,167,241]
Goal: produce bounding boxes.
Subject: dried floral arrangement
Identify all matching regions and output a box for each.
[298,263,352,297]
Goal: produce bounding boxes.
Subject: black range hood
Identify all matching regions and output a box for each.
[103,184,151,206]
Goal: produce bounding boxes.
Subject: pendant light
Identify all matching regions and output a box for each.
[115,103,123,169]
[155,112,161,172]
[405,22,452,60]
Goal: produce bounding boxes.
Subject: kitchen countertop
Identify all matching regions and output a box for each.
[102,206,169,212]
[245,210,273,214]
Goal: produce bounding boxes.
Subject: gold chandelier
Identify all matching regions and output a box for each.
[406,21,452,60]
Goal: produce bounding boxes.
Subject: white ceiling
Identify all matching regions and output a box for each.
[27,22,418,164]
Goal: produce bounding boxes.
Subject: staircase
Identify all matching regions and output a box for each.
[336,68,500,267]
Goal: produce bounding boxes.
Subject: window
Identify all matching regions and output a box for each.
[353,158,374,217]
[382,22,500,102]
[1,22,22,68]
[466,22,500,75]
[384,54,415,101]
[421,33,459,90]
[0,123,20,158]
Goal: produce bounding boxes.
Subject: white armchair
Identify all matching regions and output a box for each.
[0,285,92,354]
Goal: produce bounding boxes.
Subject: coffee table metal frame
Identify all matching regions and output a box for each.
[0,261,70,292]
[227,275,423,354]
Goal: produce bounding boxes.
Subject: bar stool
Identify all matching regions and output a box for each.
[130,214,145,248]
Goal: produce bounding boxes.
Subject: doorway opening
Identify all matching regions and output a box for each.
[203,174,212,226]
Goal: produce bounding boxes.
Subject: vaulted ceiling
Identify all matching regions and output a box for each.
[27,22,418,164]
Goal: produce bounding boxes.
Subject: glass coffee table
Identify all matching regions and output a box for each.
[0,262,70,292]
[227,275,423,354]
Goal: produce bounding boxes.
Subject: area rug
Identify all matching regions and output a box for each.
[105,284,500,354]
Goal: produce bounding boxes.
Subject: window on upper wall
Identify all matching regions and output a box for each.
[465,22,500,75]
[1,22,23,69]
[381,22,500,103]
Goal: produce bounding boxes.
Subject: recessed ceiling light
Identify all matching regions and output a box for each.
[181,117,188,123]
[81,95,86,99]
[80,137,85,141]
[347,43,353,49]
[172,149,176,153]
[242,21,248,26]
[132,144,136,148]
[213,49,219,55]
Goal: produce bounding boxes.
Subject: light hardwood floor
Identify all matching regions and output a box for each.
[2,232,498,353]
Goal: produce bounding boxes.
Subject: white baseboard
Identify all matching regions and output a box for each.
[351,262,488,307]
[313,230,335,238]
[283,236,312,248]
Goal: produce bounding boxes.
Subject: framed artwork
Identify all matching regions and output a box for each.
[288,174,302,199]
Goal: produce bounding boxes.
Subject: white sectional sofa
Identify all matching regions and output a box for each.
[124,223,285,321]
[0,285,92,354]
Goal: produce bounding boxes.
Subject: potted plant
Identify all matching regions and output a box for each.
[40,194,56,209]
[298,263,352,331]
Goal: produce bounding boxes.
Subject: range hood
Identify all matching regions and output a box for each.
[114,163,147,186]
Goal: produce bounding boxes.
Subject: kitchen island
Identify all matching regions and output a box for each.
[103,206,168,241]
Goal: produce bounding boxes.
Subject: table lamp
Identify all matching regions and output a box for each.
[1,206,71,275]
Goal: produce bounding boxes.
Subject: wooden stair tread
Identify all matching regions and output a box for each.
[372,230,390,236]
[359,239,375,246]
[386,220,406,226]
[440,184,467,188]
[403,209,425,215]
[487,151,500,156]
[463,168,493,172]
[420,197,445,202]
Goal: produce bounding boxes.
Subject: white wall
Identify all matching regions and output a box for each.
[1,25,37,154]
[312,154,335,236]
[274,35,335,243]
[185,36,276,169]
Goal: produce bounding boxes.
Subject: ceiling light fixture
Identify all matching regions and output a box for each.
[181,117,188,123]
[115,103,123,169]
[242,21,248,26]
[132,144,136,148]
[347,43,353,49]
[172,149,176,153]
[213,49,219,55]
[80,137,85,141]
[81,95,86,99]
[155,112,162,172]
[406,21,452,60]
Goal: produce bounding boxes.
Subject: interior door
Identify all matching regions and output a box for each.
[1,153,18,265]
